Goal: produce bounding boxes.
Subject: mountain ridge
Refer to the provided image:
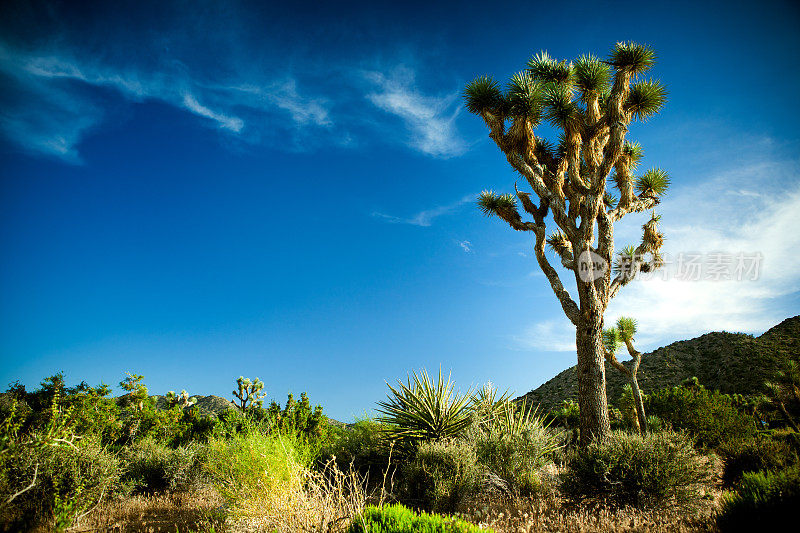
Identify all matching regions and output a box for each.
[516,315,800,411]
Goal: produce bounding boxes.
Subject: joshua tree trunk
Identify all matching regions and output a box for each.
[630,374,647,434]
[576,314,611,443]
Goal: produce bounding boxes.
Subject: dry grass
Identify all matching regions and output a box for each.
[454,492,721,533]
[233,458,368,533]
[64,488,225,532]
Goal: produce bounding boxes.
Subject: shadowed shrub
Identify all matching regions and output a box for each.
[718,435,796,486]
[717,466,800,531]
[562,430,714,509]
[402,439,480,514]
[118,436,199,494]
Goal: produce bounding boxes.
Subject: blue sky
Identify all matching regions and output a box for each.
[1,0,799,421]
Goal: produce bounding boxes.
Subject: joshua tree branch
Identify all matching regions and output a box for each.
[533,223,580,325]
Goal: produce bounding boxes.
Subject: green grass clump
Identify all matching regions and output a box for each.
[348,504,491,532]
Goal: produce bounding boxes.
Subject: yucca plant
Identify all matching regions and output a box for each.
[376,369,473,447]
[465,42,669,445]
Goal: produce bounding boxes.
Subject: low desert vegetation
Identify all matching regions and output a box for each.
[1,358,799,532]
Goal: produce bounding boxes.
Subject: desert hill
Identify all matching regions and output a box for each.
[517,315,800,411]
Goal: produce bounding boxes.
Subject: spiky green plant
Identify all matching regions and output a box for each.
[376,369,473,446]
[463,76,504,115]
[636,168,671,196]
[626,79,667,121]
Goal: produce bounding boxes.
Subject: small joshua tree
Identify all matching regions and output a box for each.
[165,389,198,410]
[465,42,668,444]
[231,376,266,411]
[119,372,149,412]
[603,317,647,434]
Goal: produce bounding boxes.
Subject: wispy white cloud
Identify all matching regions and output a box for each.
[372,194,474,227]
[181,94,243,132]
[512,320,576,352]
[459,240,473,253]
[364,67,466,158]
[0,45,334,161]
[514,151,800,353]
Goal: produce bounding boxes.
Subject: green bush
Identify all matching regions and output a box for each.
[717,466,800,531]
[0,437,119,531]
[645,380,757,449]
[471,414,561,496]
[321,419,393,480]
[118,436,199,494]
[718,435,796,486]
[203,431,312,517]
[562,430,713,508]
[402,439,479,513]
[348,503,491,532]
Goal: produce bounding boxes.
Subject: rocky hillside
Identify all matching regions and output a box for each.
[517,316,800,411]
[151,394,235,416]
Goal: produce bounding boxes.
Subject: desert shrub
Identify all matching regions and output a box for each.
[348,503,491,532]
[321,419,393,480]
[562,430,713,509]
[717,466,800,531]
[718,435,796,486]
[471,407,562,497]
[118,436,199,494]
[0,437,119,531]
[203,431,312,518]
[402,439,480,513]
[645,380,757,449]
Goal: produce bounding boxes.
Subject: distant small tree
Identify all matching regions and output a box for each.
[465,42,668,445]
[231,376,266,411]
[119,373,148,412]
[165,390,197,410]
[603,317,647,434]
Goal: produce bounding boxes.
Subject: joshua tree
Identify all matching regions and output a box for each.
[231,376,266,411]
[119,372,149,412]
[465,42,668,444]
[165,389,198,410]
[603,317,647,434]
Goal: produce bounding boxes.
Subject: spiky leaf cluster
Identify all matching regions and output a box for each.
[610,42,656,74]
[546,230,573,259]
[636,168,670,196]
[543,84,581,128]
[464,76,504,115]
[507,72,544,121]
[602,327,622,354]
[622,141,644,168]
[603,192,618,208]
[377,369,473,446]
[626,79,667,121]
[574,54,610,95]
[478,190,517,216]
[616,316,638,341]
[613,245,638,276]
[527,51,574,86]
